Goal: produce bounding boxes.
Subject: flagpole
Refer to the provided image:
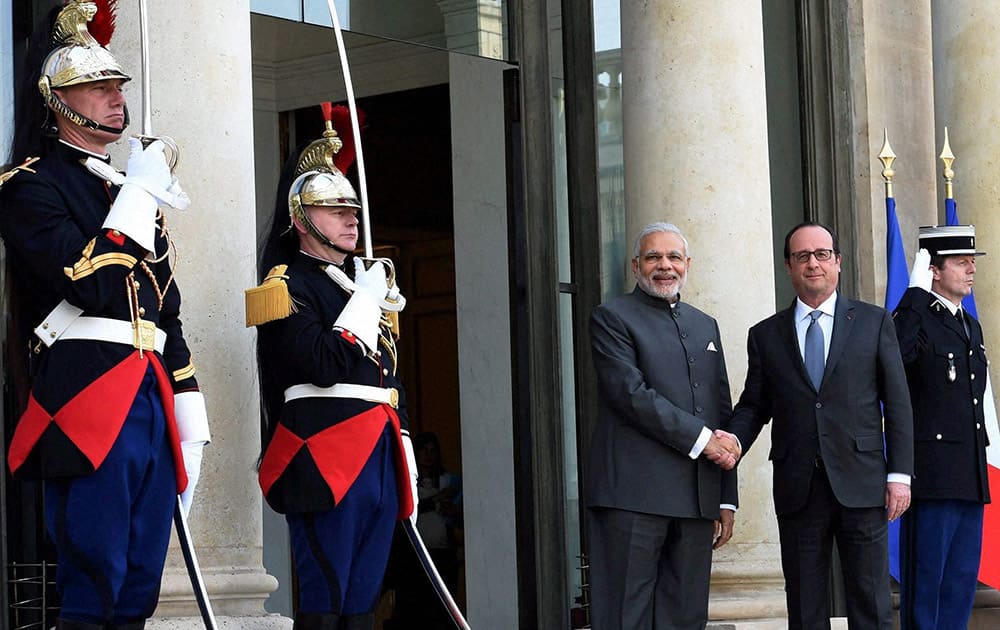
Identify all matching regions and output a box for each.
[940,126,955,203]
[880,128,909,315]
[879,128,910,583]
[879,128,896,199]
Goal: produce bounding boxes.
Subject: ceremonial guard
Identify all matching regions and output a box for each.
[893,225,992,629]
[0,2,210,628]
[247,103,417,630]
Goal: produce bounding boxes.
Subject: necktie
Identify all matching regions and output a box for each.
[805,310,825,390]
[957,308,970,339]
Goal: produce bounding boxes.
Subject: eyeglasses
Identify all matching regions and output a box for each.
[789,249,836,264]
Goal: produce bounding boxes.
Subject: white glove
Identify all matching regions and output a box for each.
[124,138,171,195]
[165,175,191,211]
[174,391,211,517]
[354,258,390,302]
[179,440,205,517]
[401,433,419,527]
[119,138,188,210]
[102,139,185,251]
[333,259,391,353]
[909,248,932,291]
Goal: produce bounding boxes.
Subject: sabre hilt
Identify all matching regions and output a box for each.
[136,134,179,171]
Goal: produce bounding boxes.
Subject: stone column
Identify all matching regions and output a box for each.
[620,0,785,621]
[934,2,1000,361]
[111,3,288,627]
[437,0,505,59]
[851,2,938,302]
[932,3,1000,618]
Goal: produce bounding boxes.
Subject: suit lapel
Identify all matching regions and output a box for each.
[822,295,854,387]
[778,300,813,388]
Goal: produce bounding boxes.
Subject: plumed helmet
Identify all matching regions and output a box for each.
[287,102,362,248]
[38,1,131,132]
[289,169,362,218]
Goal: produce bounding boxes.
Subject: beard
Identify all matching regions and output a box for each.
[637,270,685,301]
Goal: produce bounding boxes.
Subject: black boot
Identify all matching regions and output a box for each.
[339,612,376,630]
[107,622,146,630]
[54,620,104,630]
[293,612,340,630]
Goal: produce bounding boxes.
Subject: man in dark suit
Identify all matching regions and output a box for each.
[587,222,741,630]
[728,222,914,629]
[893,225,991,630]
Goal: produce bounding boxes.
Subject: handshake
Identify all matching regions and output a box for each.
[703,429,741,470]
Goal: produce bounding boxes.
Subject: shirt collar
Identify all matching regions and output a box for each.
[58,138,111,161]
[795,291,837,322]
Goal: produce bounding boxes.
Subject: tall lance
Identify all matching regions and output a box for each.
[322,3,471,628]
[135,2,217,628]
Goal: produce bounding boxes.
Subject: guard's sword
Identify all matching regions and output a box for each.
[403,520,472,630]
[136,0,178,169]
[324,0,373,257]
[174,497,219,630]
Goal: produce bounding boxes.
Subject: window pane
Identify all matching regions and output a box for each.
[594,0,625,300]
[250,0,303,21]
[253,0,510,62]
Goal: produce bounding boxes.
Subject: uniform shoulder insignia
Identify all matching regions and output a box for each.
[245,264,298,327]
[0,157,41,189]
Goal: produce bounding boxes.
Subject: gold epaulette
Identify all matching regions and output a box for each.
[0,157,41,189]
[245,264,297,327]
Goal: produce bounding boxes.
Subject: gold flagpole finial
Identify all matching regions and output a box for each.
[878,128,896,198]
[940,126,955,201]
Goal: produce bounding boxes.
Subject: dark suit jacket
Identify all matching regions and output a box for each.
[729,294,913,516]
[893,287,990,503]
[587,288,738,520]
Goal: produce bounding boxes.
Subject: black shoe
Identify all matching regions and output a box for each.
[294,612,340,630]
[107,622,146,630]
[54,620,105,630]
[339,612,376,630]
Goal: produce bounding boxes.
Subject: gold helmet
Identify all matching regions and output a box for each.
[38,1,131,133]
[288,104,361,251]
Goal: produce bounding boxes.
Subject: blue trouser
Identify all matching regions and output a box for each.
[45,368,176,624]
[287,425,399,616]
[899,499,984,630]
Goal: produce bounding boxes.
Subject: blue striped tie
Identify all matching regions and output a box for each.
[805,310,824,390]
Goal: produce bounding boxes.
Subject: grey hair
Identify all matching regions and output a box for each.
[633,222,690,258]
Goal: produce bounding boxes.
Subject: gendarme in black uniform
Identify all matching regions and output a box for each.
[893,224,991,629]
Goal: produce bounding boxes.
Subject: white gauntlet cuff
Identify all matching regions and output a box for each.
[174,391,211,444]
[334,291,381,353]
[103,184,158,252]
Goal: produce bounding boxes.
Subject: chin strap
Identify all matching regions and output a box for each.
[47,92,129,135]
[296,208,356,257]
